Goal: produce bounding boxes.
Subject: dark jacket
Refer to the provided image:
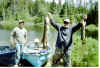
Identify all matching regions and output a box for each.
[50,19,83,51]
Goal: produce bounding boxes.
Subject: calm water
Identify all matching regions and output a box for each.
[0,29,57,47]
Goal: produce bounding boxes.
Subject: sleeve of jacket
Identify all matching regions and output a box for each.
[72,22,83,33]
[49,19,61,31]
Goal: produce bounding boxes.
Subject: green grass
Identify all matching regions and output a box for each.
[72,35,98,67]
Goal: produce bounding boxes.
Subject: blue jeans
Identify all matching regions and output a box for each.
[15,44,24,65]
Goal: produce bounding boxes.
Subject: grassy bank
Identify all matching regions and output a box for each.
[72,35,98,67]
[45,35,98,67]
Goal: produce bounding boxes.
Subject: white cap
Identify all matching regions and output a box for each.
[34,38,40,43]
[19,20,24,23]
[64,19,70,23]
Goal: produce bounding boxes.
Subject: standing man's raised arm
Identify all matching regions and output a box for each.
[72,22,83,33]
[47,13,60,31]
[72,14,87,33]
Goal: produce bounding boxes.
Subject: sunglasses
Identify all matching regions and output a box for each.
[64,21,70,24]
[19,22,24,24]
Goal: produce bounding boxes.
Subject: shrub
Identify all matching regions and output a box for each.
[72,35,98,67]
[86,24,98,39]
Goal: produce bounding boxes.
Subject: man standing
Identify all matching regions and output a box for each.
[46,13,87,67]
[10,20,27,66]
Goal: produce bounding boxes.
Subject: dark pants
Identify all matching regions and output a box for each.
[52,48,72,67]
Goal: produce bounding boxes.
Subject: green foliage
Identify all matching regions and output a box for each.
[86,2,98,26]
[33,16,42,23]
[0,0,98,27]
[2,19,17,30]
[49,1,57,14]
[53,15,64,24]
[59,3,67,17]
[87,37,98,66]
[72,35,98,67]
[86,24,98,39]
